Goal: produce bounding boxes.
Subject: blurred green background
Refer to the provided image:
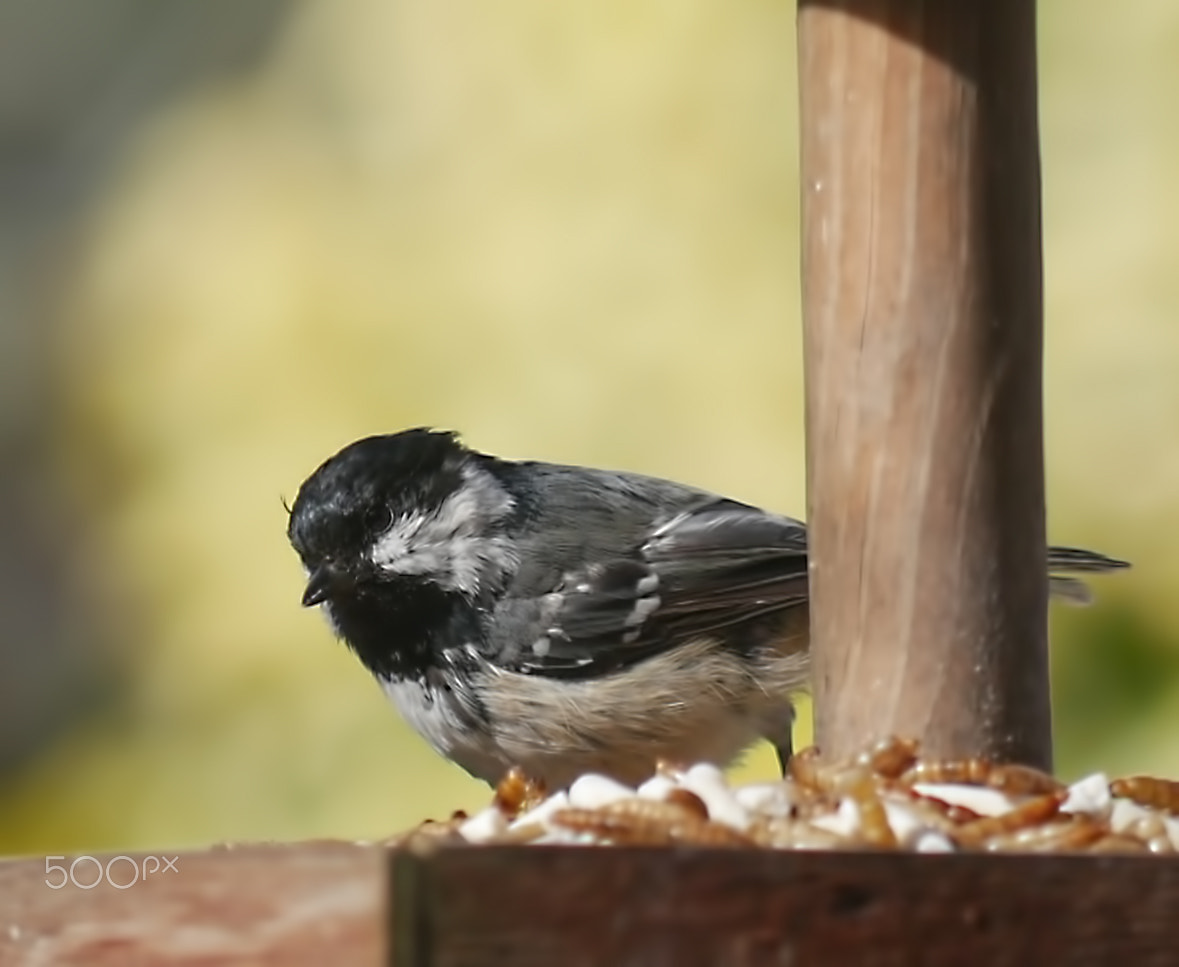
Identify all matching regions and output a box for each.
[0,0,1176,856]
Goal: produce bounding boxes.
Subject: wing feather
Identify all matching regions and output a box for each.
[507,498,809,678]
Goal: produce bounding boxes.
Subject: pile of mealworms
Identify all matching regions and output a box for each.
[397,738,1179,853]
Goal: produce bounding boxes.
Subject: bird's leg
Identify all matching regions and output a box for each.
[774,736,793,777]
[764,705,796,778]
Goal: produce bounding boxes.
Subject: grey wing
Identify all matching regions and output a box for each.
[497,497,810,678]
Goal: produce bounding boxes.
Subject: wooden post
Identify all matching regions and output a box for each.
[799,1,1050,767]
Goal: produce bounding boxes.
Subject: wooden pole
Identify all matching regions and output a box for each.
[799,1,1050,767]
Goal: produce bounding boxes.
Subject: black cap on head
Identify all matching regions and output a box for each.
[287,428,468,568]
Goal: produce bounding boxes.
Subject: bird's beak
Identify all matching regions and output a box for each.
[302,564,340,607]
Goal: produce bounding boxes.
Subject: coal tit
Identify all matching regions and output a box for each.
[287,428,1128,789]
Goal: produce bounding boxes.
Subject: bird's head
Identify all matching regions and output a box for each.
[288,428,518,620]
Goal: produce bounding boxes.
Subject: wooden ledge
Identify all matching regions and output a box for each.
[394,845,1179,966]
[5,843,1179,965]
[0,842,383,966]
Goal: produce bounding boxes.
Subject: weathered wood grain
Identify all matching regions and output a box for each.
[0,843,383,966]
[394,846,1179,967]
[798,0,1051,767]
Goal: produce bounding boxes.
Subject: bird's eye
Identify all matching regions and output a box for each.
[364,505,393,534]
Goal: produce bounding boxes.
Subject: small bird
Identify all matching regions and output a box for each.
[287,428,1128,789]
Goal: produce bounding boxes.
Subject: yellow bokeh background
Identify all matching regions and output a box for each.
[1,0,1177,855]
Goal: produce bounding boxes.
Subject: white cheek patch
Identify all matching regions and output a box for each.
[370,464,517,595]
[368,510,428,572]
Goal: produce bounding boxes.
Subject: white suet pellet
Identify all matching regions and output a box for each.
[460,807,508,843]
[1061,772,1112,818]
[637,775,678,801]
[915,831,955,853]
[912,783,1014,817]
[1109,797,1154,834]
[569,774,635,810]
[509,791,571,832]
[683,763,751,830]
[883,801,931,847]
[1166,817,1179,852]
[811,797,861,838]
[734,782,800,817]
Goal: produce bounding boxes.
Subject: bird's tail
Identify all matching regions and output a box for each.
[1047,546,1130,605]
